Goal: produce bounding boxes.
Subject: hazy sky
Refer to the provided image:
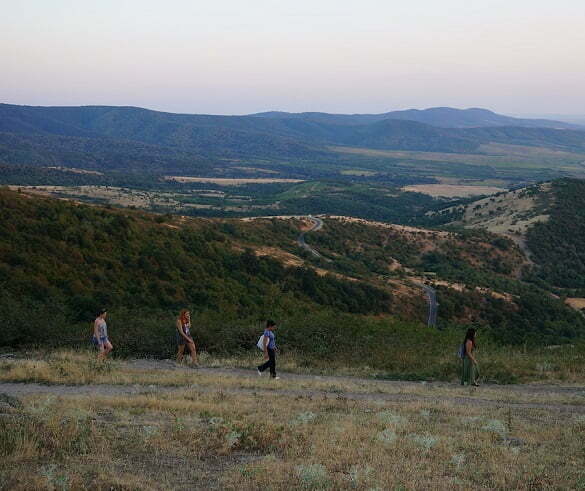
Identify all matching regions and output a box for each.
[2,0,584,115]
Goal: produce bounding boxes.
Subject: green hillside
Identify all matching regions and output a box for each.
[526,179,585,291]
[0,189,396,356]
[1,188,584,359]
[440,177,585,294]
[303,217,585,344]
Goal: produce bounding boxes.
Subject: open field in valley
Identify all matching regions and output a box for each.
[330,144,585,169]
[164,177,305,185]
[401,184,505,198]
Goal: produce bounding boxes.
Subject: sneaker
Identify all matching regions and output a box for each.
[272,376,280,380]
[257,369,263,376]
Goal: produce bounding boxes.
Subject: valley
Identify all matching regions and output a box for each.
[2,177,585,355]
[5,2,585,487]
[2,106,585,391]
[2,105,585,490]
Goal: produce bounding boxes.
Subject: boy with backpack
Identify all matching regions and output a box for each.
[257,320,279,380]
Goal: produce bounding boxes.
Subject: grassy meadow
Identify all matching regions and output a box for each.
[1,351,585,490]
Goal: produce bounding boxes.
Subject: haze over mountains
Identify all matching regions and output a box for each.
[251,107,582,129]
[2,103,585,176]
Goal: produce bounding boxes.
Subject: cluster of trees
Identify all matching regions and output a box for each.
[436,285,585,345]
[526,179,585,290]
[279,184,440,224]
[0,164,171,188]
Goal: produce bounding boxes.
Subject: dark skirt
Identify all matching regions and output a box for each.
[176,332,193,346]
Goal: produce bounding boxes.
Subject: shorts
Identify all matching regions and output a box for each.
[176,332,193,346]
[92,336,109,347]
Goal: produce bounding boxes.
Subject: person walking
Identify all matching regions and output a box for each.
[461,328,480,386]
[257,320,279,380]
[176,309,198,366]
[92,309,113,360]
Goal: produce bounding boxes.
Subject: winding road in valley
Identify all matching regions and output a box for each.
[299,216,438,326]
[297,216,324,258]
[421,283,438,327]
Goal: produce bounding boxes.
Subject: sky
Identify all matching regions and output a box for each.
[1,0,584,115]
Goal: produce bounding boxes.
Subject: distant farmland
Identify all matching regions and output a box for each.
[164,176,305,185]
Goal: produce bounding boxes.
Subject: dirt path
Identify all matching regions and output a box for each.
[126,359,585,396]
[1,380,584,414]
[2,359,584,414]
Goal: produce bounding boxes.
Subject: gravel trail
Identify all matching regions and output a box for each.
[1,358,584,414]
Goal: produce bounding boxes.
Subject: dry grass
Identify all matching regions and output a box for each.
[1,374,584,489]
[446,184,552,237]
[329,144,585,170]
[401,184,505,198]
[1,351,585,407]
[566,298,585,310]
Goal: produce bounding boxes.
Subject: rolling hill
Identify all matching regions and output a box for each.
[2,104,585,177]
[443,178,585,293]
[1,187,584,353]
[252,107,582,129]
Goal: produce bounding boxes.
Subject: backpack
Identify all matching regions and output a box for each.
[256,335,266,351]
[457,343,466,359]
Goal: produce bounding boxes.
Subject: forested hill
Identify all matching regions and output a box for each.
[0,189,394,350]
[252,107,581,129]
[526,179,585,291]
[443,177,585,293]
[2,188,585,355]
[2,104,585,174]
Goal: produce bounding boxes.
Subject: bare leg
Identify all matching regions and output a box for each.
[177,344,185,363]
[187,341,198,365]
[104,341,113,359]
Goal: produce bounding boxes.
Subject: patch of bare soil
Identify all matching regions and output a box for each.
[565,298,585,310]
[254,247,304,267]
[450,183,552,238]
[325,216,453,238]
[431,279,514,301]
[252,245,357,282]
[46,166,104,175]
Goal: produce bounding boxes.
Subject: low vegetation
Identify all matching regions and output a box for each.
[1,350,584,489]
[2,188,585,365]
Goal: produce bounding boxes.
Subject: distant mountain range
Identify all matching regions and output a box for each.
[1,103,585,174]
[514,114,585,127]
[251,107,582,130]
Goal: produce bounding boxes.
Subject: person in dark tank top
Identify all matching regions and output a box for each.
[461,328,480,386]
